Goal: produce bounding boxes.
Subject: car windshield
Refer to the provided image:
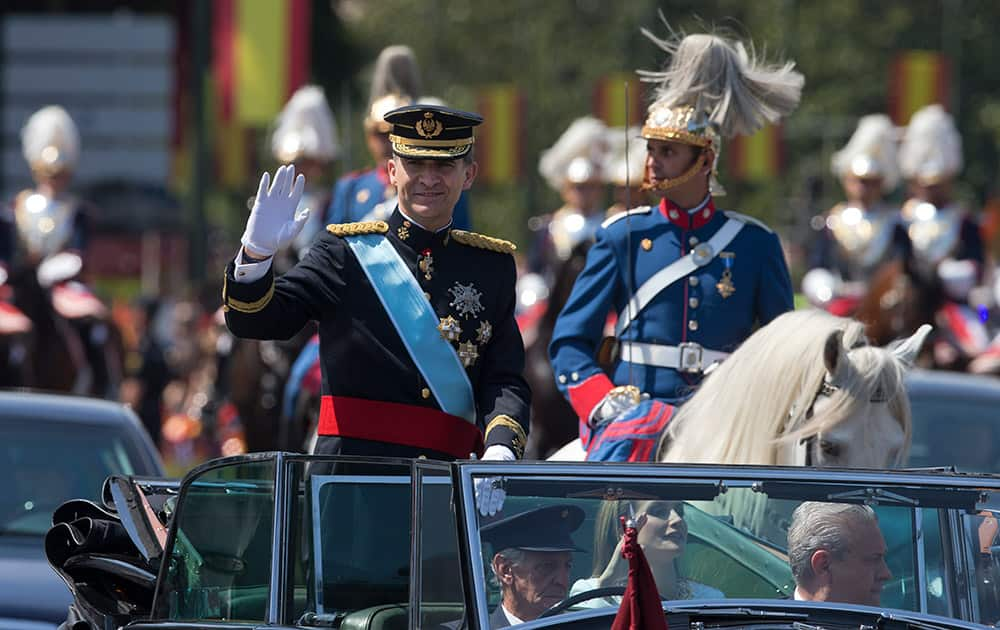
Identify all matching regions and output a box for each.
[1,418,144,536]
[460,465,1000,627]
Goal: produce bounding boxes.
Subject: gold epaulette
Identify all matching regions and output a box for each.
[449,229,517,254]
[326,221,389,237]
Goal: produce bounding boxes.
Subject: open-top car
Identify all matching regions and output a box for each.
[48,453,1000,629]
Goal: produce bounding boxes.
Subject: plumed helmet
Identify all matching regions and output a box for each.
[602,126,647,187]
[831,114,901,193]
[638,19,803,194]
[898,104,962,184]
[538,117,608,191]
[21,105,80,176]
[271,85,340,162]
[365,45,422,133]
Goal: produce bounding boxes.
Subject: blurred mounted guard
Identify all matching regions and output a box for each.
[804,114,910,316]
[4,105,121,397]
[548,22,801,461]
[527,116,609,282]
[897,104,988,368]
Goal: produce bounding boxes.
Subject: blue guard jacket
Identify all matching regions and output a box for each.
[549,196,793,421]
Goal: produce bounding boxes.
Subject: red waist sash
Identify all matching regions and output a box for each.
[317,395,483,459]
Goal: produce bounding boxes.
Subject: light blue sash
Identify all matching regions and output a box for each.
[345,234,476,424]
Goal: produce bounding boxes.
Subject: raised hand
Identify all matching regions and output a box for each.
[241,164,308,258]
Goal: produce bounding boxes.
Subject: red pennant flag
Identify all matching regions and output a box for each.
[611,516,669,630]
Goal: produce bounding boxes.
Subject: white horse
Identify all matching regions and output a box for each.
[549,309,931,469]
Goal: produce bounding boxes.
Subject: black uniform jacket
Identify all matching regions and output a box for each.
[223,208,530,459]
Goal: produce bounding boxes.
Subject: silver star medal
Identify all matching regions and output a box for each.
[448,282,484,320]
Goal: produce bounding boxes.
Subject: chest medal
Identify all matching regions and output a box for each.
[449,282,484,319]
[716,252,735,298]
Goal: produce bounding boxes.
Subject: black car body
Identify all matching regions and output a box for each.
[1,392,164,629]
[906,369,1000,474]
[48,453,1000,630]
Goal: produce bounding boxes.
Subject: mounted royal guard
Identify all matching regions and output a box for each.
[549,23,801,461]
[803,114,909,315]
[527,116,609,282]
[5,105,118,397]
[898,104,988,367]
[325,45,471,230]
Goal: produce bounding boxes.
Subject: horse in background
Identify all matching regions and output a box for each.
[5,257,124,398]
[520,241,593,460]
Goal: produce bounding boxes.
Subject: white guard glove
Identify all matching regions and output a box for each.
[241,164,309,258]
[475,445,516,517]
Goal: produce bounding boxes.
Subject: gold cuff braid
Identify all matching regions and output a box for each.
[223,274,275,314]
[485,415,527,459]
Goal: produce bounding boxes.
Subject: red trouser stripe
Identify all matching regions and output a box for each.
[317,395,483,459]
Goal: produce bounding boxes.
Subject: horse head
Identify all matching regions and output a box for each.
[659,310,930,469]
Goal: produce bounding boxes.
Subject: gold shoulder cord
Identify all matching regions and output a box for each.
[484,415,527,458]
[450,229,517,254]
[326,220,390,237]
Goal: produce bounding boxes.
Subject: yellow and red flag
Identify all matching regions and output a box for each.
[888,51,949,125]
[476,84,524,185]
[592,73,646,128]
[212,0,311,186]
[727,124,783,181]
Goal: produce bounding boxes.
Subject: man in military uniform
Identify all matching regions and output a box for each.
[549,29,800,443]
[804,114,909,315]
[223,105,530,475]
[325,45,471,230]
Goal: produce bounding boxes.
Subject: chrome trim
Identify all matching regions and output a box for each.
[267,452,289,624]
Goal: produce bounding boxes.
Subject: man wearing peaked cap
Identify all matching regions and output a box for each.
[484,505,584,626]
[325,45,472,229]
[549,25,798,460]
[223,104,530,503]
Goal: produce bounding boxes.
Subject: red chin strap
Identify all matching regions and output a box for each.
[641,152,708,193]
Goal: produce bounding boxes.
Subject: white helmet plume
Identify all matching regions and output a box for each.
[21,105,80,174]
[271,85,340,162]
[538,117,608,191]
[831,114,901,193]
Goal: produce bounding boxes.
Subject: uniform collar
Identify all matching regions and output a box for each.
[659,194,716,229]
[388,207,452,250]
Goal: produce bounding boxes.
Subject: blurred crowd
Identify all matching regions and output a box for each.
[2,41,1000,471]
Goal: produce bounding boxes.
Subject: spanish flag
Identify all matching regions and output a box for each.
[888,51,949,125]
[476,84,524,185]
[727,124,783,181]
[212,0,310,186]
[592,73,646,128]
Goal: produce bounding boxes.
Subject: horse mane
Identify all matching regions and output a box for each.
[658,309,911,465]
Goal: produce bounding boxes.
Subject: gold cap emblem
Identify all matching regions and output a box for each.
[416,112,444,139]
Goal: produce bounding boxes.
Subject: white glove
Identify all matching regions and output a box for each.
[241,164,309,258]
[475,445,515,517]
